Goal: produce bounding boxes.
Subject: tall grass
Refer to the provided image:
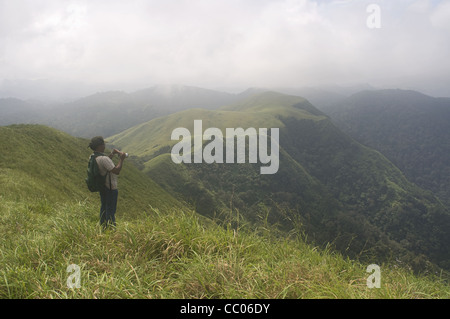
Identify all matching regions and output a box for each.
[0,197,448,299]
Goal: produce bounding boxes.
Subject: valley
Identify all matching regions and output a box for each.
[1,85,449,298]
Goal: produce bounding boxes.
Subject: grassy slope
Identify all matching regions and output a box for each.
[2,203,449,299]
[108,92,331,227]
[107,92,327,158]
[107,92,327,212]
[108,92,450,270]
[1,126,449,299]
[0,124,181,217]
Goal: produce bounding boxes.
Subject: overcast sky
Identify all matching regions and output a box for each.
[1,0,450,99]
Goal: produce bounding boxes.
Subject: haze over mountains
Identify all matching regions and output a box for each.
[108,89,450,271]
[1,81,450,272]
[0,85,240,137]
[2,0,450,300]
[0,82,408,137]
[2,84,449,273]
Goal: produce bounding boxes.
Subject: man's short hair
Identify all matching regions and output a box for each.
[89,136,105,150]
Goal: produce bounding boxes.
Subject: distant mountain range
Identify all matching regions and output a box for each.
[0,84,375,138]
[2,124,448,298]
[109,91,450,271]
[2,85,449,271]
[0,85,240,138]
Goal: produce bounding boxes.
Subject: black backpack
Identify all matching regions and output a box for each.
[85,152,107,192]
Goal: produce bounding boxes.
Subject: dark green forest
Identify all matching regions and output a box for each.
[2,88,449,274]
[110,91,450,273]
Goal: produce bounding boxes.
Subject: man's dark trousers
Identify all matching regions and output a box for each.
[99,188,118,229]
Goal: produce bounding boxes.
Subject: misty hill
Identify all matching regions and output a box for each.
[0,83,375,140]
[227,86,354,111]
[323,89,450,207]
[46,85,240,138]
[0,98,41,126]
[0,85,240,138]
[109,91,450,271]
[0,83,372,139]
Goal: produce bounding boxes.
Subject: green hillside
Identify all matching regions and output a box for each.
[0,124,182,218]
[109,92,450,272]
[323,89,450,207]
[0,125,449,299]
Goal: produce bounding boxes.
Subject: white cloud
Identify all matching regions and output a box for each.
[0,0,449,96]
[431,1,450,31]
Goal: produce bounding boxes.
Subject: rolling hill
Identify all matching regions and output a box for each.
[1,124,449,299]
[108,91,450,271]
[0,85,240,139]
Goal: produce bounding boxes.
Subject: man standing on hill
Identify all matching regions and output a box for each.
[89,136,127,229]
